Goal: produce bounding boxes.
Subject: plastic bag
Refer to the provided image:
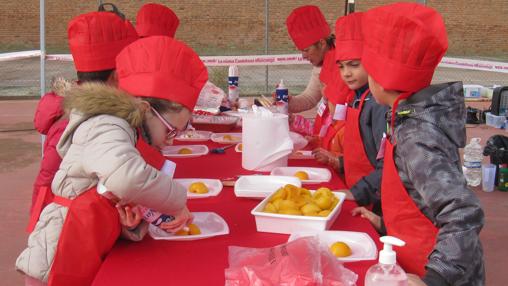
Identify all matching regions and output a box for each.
[225,237,357,286]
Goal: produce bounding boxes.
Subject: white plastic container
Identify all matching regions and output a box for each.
[288,230,378,262]
[251,191,346,234]
[485,112,506,128]
[234,175,302,199]
[365,236,408,286]
[270,166,332,184]
[463,84,483,98]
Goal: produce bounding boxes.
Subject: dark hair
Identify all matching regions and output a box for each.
[77,69,114,83]
[312,34,336,50]
[325,34,336,49]
[142,97,185,113]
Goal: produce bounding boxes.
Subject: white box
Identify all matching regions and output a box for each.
[464,84,483,98]
[485,112,506,128]
[251,191,346,234]
[234,175,302,199]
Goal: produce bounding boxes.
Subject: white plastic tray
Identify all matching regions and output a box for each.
[161,145,209,158]
[174,178,223,199]
[270,167,332,184]
[288,231,378,262]
[251,191,346,234]
[235,143,242,153]
[210,132,242,144]
[175,130,212,142]
[148,212,229,241]
[234,175,302,199]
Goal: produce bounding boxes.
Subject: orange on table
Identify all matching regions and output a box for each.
[262,184,339,217]
[178,147,193,154]
[294,171,309,180]
[175,223,201,236]
[188,182,209,194]
[330,241,352,257]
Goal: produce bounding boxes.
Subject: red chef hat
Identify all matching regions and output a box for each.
[68,11,138,72]
[136,3,180,38]
[286,5,331,50]
[335,12,364,61]
[361,2,448,93]
[116,36,208,111]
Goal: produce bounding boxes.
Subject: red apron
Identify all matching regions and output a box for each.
[342,89,374,188]
[28,134,166,285]
[381,129,439,276]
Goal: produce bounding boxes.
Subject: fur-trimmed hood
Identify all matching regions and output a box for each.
[64,82,143,127]
[58,83,144,157]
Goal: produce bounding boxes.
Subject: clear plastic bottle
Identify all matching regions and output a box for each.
[463,137,483,187]
[365,236,408,286]
[275,79,289,114]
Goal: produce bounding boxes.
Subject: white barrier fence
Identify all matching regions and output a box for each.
[2,50,508,73]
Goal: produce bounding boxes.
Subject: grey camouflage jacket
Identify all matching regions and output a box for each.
[390,82,485,286]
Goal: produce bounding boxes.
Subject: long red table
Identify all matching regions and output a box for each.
[92,140,381,286]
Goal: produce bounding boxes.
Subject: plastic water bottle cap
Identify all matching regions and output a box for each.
[277,79,286,89]
[228,65,239,77]
[471,137,481,145]
[379,236,405,265]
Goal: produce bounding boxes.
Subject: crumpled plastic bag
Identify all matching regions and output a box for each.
[225,236,357,286]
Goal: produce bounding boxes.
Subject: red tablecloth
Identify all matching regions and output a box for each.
[92,140,381,286]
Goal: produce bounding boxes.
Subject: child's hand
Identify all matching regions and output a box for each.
[305,136,320,149]
[312,147,333,165]
[160,206,194,233]
[336,189,355,200]
[407,274,427,286]
[116,204,142,230]
[351,207,382,232]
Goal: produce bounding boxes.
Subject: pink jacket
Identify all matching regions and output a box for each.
[32,91,68,213]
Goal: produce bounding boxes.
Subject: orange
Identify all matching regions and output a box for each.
[188,223,201,235]
[330,241,352,257]
[263,202,277,213]
[188,182,209,194]
[294,171,309,180]
[238,143,243,151]
[178,148,193,154]
[223,134,233,141]
[175,228,189,236]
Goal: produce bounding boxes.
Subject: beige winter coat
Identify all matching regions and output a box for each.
[16,83,187,282]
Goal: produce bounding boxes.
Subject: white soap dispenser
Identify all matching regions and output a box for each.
[365,236,408,286]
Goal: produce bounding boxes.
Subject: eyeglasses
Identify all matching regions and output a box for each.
[150,107,189,141]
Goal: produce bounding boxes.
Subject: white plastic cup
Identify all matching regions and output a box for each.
[238,98,250,110]
[482,164,496,192]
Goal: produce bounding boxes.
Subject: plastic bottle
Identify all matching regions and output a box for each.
[228,65,239,108]
[463,137,483,187]
[365,236,408,286]
[137,206,175,227]
[275,79,289,114]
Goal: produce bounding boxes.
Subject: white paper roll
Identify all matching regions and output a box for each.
[242,112,293,171]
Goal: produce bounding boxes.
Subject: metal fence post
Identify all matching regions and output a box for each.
[264,0,269,93]
[40,0,45,97]
[40,0,46,153]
